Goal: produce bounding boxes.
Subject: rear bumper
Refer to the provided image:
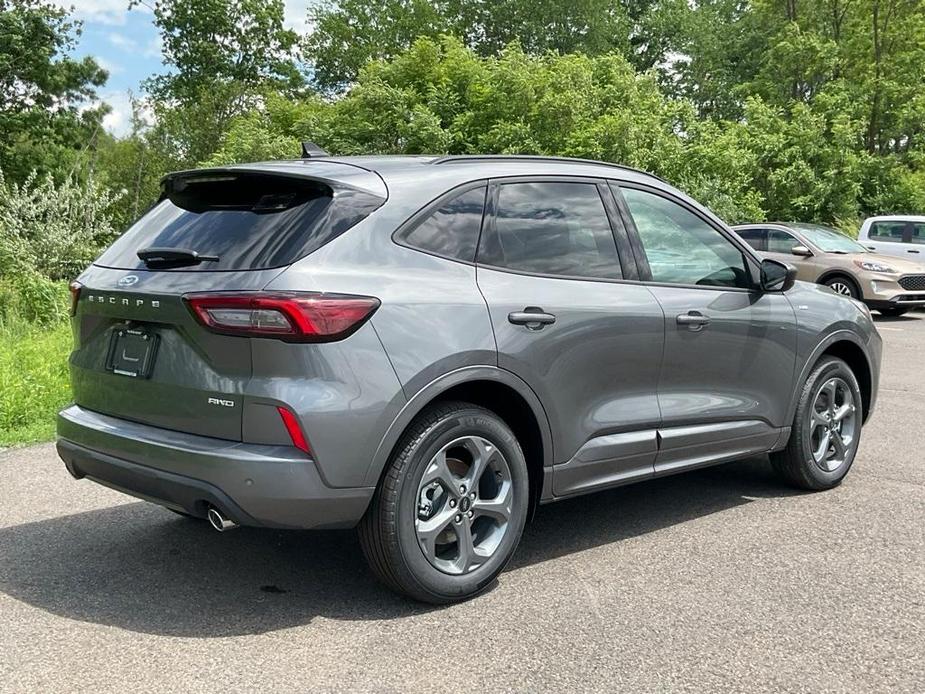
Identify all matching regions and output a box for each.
[56,405,374,529]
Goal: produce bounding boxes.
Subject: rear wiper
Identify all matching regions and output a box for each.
[137,247,220,268]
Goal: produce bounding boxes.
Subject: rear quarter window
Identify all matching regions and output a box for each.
[95,172,384,271]
[397,184,487,262]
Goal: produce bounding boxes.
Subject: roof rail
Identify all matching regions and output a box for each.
[429,154,667,183]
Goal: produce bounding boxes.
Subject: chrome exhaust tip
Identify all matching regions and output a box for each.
[207,506,238,532]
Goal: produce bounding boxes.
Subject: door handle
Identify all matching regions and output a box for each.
[907,249,920,254]
[676,311,710,331]
[509,308,556,330]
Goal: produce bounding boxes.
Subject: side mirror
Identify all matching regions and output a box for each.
[760,258,797,292]
[791,244,812,257]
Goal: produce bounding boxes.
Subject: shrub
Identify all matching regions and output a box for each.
[0,273,70,326]
[0,168,125,281]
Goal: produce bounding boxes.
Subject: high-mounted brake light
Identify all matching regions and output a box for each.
[68,281,82,316]
[183,292,380,342]
[277,406,311,454]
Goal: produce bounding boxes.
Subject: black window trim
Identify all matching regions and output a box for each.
[391,179,490,265]
[612,181,764,293]
[475,175,636,284]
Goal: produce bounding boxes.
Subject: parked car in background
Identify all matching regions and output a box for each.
[858,215,925,261]
[58,153,882,603]
[733,222,925,316]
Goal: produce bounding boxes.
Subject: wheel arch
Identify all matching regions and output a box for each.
[364,366,554,516]
[817,271,862,297]
[788,332,874,424]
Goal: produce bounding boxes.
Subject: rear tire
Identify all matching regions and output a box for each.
[878,307,908,317]
[771,357,863,490]
[359,401,529,603]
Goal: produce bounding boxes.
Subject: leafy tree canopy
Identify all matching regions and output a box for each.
[0,0,108,182]
[304,0,692,90]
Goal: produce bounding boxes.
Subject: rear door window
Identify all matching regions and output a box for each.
[398,185,486,262]
[95,172,384,271]
[478,181,622,280]
[869,221,907,242]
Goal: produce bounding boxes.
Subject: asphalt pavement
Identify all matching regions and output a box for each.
[1,314,923,693]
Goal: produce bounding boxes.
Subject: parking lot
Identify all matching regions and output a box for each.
[1,314,923,693]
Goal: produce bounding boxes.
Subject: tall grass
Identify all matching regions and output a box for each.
[0,320,72,446]
[0,281,73,447]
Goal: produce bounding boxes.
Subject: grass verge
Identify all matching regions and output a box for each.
[0,320,72,447]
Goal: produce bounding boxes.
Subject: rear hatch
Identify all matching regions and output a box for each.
[69,165,385,441]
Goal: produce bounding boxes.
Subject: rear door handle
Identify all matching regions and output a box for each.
[509,308,556,329]
[676,311,710,330]
[907,249,920,254]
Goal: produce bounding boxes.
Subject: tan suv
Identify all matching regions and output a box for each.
[733,222,925,316]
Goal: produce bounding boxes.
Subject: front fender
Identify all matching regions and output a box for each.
[784,329,878,424]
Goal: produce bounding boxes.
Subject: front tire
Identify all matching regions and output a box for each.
[771,357,863,490]
[822,275,860,299]
[359,401,529,603]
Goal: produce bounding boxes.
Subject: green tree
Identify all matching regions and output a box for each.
[143,0,302,105]
[304,0,450,91]
[303,0,694,91]
[136,0,304,164]
[0,0,108,182]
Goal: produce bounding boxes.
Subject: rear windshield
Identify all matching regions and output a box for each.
[95,172,384,271]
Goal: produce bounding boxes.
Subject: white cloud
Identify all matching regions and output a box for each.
[144,35,164,58]
[95,56,123,76]
[97,90,153,136]
[101,91,132,135]
[70,0,151,26]
[283,0,314,34]
[107,31,162,62]
[107,31,134,50]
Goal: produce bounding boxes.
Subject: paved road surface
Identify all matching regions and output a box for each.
[1,314,922,693]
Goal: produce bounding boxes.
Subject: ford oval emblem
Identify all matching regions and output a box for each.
[117,275,140,288]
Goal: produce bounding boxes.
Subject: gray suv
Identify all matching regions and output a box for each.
[57,153,882,603]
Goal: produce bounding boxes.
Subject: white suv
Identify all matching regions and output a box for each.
[858,216,925,262]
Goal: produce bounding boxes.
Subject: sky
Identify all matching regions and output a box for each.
[68,1,313,136]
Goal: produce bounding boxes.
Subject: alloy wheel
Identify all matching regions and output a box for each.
[415,436,513,575]
[828,281,854,297]
[808,377,857,472]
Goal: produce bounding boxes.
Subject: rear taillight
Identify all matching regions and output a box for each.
[68,281,82,316]
[183,292,380,342]
[277,406,311,454]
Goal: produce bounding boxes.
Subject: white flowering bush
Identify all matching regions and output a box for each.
[0,169,126,281]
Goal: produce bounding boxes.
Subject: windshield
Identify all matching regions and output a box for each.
[790,224,868,254]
